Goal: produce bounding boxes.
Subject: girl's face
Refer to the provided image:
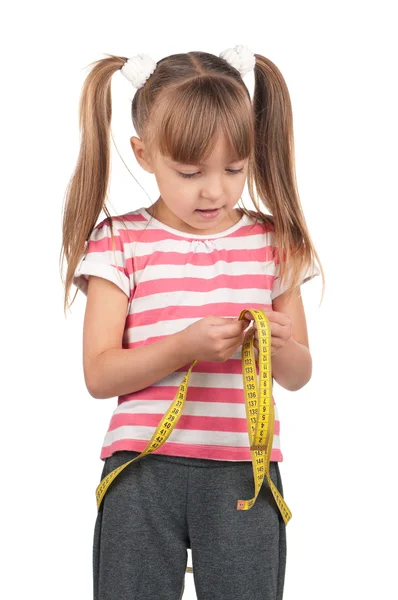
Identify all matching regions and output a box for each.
[131,133,249,235]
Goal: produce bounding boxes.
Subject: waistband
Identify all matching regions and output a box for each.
[109,450,277,469]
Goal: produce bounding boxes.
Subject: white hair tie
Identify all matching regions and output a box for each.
[120,44,256,89]
[120,53,157,89]
[219,44,256,78]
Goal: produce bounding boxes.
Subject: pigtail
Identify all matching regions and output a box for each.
[60,54,129,316]
[245,54,323,304]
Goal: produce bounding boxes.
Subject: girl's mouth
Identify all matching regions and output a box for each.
[195,207,222,219]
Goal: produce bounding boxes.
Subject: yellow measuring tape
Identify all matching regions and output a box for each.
[95,309,292,571]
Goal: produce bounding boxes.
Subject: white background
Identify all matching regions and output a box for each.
[2,1,397,598]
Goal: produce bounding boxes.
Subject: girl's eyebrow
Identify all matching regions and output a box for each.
[174,158,243,166]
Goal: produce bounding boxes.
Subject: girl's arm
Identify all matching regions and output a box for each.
[246,289,313,392]
[83,276,194,400]
[271,288,313,391]
[91,331,193,399]
[271,338,312,391]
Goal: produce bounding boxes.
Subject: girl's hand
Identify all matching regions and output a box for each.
[243,309,292,356]
[181,315,251,363]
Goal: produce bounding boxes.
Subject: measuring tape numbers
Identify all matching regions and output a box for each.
[95,308,292,530]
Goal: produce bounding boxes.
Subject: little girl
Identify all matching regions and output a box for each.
[62,45,323,600]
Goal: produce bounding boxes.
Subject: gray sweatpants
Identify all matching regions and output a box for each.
[93,449,287,600]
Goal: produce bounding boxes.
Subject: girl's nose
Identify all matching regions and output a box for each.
[201,175,224,199]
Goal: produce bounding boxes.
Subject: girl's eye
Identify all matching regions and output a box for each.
[178,168,244,179]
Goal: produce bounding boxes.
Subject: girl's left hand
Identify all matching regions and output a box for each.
[243,309,292,356]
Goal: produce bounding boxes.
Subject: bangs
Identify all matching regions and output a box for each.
[147,76,254,165]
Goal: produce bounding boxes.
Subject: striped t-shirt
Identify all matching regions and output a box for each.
[73,207,320,462]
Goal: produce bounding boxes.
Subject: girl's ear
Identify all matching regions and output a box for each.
[130,136,155,173]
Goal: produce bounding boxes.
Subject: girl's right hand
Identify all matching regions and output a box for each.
[179,316,251,363]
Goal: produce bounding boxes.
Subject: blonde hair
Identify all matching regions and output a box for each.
[60,50,324,316]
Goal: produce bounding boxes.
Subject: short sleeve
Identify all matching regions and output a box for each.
[271,256,320,300]
[73,218,130,299]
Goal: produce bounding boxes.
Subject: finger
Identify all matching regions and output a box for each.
[221,322,250,339]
